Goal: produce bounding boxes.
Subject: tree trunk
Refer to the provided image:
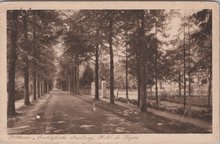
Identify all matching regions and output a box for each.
[68,74,71,91]
[207,34,212,108]
[48,83,50,92]
[41,78,43,95]
[155,25,159,106]
[74,67,77,93]
[136,36,141,107]
[32,71,37,100]
[69,71,71,92]
[155,53,159,105]
[37,73,40,98]
[32,11,37,101]
[44,81,46,93]
[24,62,30,105]
[124,21,129,102]
[23,11,30,105]
[137,51,140,107]
[109,16,114,104]
[188,73,191,97]
[208,67,212,107]
[187,20,192,106]
[43,81,45,93]
[72,70,74,92]
[183,18,186,107]
[75,65,80,94]
[71,69,74,92]
[73,66,76,93]
[95,30,99,100]
[44,80,45,93]
[139,11,147,112]
[74,55,80,95]
[125,37,129,102]
[45,81,47,93]
[7,11,18,115]
[48,82,49,92]
[70,70,73,92]
[46,82,48,93]
[125,49,129,101]
[179,72,181,97]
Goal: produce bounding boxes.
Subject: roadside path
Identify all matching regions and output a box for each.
[100,96,212,132]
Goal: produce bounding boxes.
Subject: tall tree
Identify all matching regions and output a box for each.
[97,10,124,104]
[7,10,18,115]
[22,10,31,105]
[7,10,59,115]
[37,73,41,98]
[191,10,212,107]
[122,11,130,102]
[79,10,103,100]
[31,11,37,101]
[179,12,187,107]
[118,10,142,106]
[150,10,169,106]
[125,10,156,108]
[62,12,93,94]
[95,29,100,100]
[138,10,147,112]
[108,12,114,104]
[125,30,129,101]
[180,11,196,107]
[77,10,123,102]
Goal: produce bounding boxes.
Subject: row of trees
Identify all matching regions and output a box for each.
[165,10,212,107]
[7,10,60,115]
[57,9,212,112]
[57,10,151,111]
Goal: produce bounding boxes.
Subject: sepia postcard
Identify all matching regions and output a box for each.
[0,1,219,144]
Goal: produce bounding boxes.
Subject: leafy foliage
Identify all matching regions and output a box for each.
[80,65,94,87]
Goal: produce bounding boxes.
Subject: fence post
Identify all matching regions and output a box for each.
[91,82,95,96]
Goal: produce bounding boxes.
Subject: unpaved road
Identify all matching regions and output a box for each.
[8,89,153,134]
